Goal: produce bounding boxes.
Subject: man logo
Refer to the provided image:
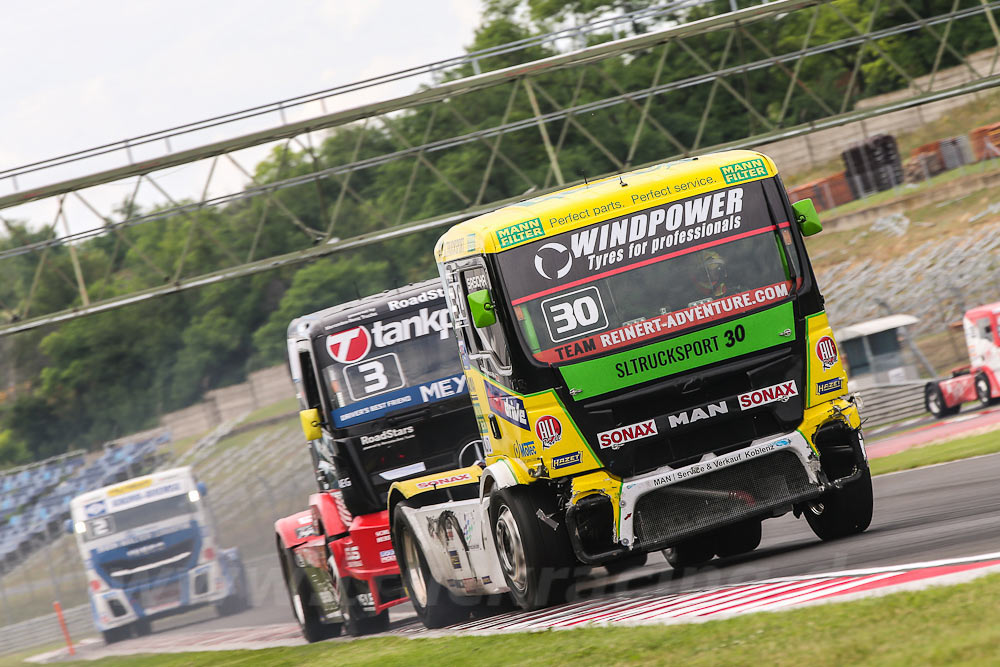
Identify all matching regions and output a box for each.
[534,242,573,280]
[326,326,372,363]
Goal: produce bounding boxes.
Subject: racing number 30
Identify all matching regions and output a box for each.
[723,324,746,348]
[541,286,609,343]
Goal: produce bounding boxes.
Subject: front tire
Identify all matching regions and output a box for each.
[392,502,469,628]
[338,575,389,636]
[806,467,874,540]
[664,534,715,570]
[102,625,130,644]
[715,519,762,558]
[604,551,648,576]
[489,485,574,610]
[278,540,341,642]
[975,373,996,407]
[926,384,959,418]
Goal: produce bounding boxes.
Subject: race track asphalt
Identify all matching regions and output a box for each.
[143,448,1000,643]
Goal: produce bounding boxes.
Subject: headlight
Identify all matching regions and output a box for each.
[74,521,86,534]
[188,489,201,503]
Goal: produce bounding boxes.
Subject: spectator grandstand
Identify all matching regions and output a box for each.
[0,433,169,574]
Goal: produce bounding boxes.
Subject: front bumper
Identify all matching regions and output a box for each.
[617,430,823,551]
[91,559,229,630]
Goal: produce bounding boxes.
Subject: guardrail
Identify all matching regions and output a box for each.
[0,602,92,656]
[856,381,929,428]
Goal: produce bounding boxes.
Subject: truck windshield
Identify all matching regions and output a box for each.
[498,180,799,364]
[81,494,196,542]
[320,305,466,427]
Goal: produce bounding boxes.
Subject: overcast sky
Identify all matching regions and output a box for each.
[1,0,483,223]
[2,1,482,166]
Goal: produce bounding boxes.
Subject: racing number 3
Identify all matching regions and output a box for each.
[723,324,746,348]
[357,360,388,393]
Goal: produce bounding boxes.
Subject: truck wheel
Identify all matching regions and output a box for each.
[279,541,341,642]
[925,384,959,418]
[102,625,130,644]
[217,562,250,616]
[132,617,152,636]
[975,373,996,407]
[392,502,469,628]
[603,551,648,575]
[663,535,715,570]
[715,519,762,558]
[805,467,874,541]
[489,485,574,610]
[338,576,390,636]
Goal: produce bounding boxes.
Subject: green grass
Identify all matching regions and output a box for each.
[1,642,69,667]
[871,428,1000,476]
[60,572,1000,666]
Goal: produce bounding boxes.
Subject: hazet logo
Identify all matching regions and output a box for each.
[552,452,582,469]
[816,378,844,395]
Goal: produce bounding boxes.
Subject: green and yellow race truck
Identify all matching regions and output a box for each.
[388,150,873,626]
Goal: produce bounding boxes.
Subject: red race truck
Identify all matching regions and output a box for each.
[925,302,1000,417]
[274,280,480,640]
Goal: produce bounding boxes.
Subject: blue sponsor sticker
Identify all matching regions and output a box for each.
[552,451,582,469]
[517,440,537,457]
[485,383,530,430]
[816,378,844,395]
[84,500,107,518]
[332,373,467,427]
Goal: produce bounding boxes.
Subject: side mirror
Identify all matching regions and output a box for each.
[299,408,322,441]
[792,198,822,236]
[197,482,207,498]
[467,289,497,328]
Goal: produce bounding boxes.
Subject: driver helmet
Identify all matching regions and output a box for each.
[694,250,728,297]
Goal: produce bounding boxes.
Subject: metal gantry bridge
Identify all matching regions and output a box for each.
[2,0,999,336]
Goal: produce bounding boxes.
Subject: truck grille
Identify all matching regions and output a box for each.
[101,538,196,590]
[632,450,817,549]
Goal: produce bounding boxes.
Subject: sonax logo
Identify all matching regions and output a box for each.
[597,419,657,449]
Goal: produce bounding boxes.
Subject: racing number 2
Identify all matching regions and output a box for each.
[723,324,746,348]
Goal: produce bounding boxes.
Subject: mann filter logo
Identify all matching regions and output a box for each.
[816,335,839,370]
[667,401,728,428]
[326,307,451,363]
[720,158,768,184]
[534,242,573,280]
[738,380,798,409]
[552,451,581,468]
[497,218,544,249]
[597,419,658,449]
[535,415,563,449]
